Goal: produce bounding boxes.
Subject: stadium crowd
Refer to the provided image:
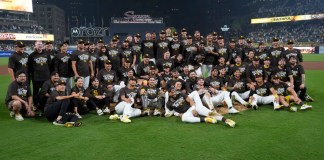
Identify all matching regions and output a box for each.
[6,28,315,128]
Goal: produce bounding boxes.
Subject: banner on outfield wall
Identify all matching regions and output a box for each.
[284,47,315,54]
[0,33,54,41]
[251,13,324,24]
[319,46,324,54]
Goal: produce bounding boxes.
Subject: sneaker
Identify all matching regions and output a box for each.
[228,107,239,114]
[153,109,161,116]
[274,105,283,110]
[205,117,217,124]
[103,107,110,114]
[290,107,297,112]
[305,94,314,102]
[64,122,82,127]
[75,113,82,119]
[10,111,15,117]
[143,108,150,116]
[53,120,64,126]
[120,115,131,123]
[97,109,104,116]
[74,122,82,127]
[252,104,258,110]
[109,114,120,120]
[225,119,236,128]
[164,111,174,117]
[300,104,312,110]
[15,114,24,121]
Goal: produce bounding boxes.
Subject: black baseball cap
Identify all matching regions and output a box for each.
[160,30,166,34]
[77,39,85,44]
[218,35,224,40]
[15,41,25,48]
[212,32,217,36]
[51,72,59,76]
[125,58,131,63]
[135,33,141,38]
[105,60,112,65]
[55,80,66,86]
[287,39,294,44]
[150,65,157,70]
[97,39,104,43]
[181,28,187,32]
[143,54,150,58]
[272,37,279,42]
[45,40,53,45]
[255,73,263,78]
[273,75,280,79]
[239,36,245,39]
[187,35,192,39]
[163,64,171,68]
[173,32,178,36]
[230,39,236,43]
[253,56,260,61]
[264,57,271,61]
[247,39,252,43]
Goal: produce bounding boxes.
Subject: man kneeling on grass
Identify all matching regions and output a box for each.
[166,81,236,127]
[44,80,81,127]
[5,71,35,121]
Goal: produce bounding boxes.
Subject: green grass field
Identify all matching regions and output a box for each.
[0,56,324,160]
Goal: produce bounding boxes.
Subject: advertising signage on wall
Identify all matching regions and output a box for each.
[0,33,54,41]
[251,13,324,24]
[70,27,109,37]
[111,11,163,24]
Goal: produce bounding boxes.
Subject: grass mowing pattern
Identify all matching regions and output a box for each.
[1,71,324,160]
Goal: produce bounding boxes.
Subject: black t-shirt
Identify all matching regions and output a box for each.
[216,46,229,62]
[5,81,31,105]
[272,66,292,82]
[84,85,109,99]
[169,40,182,57]
[46,90,65,105]
[137,61,155,76]
[185,79,197,93]
[249,82,272,97]
[246,64,267,82]
[131,41,142,64]
[283,49,303,62]
[141,40,155,59]
[39,80,56,96]
[227,47,243,64]
[107,47,122,70]
[268,47,285,66]
[272,82,289,96]
[97,51,109,71]
[97,69,118,86]
[53,52,74,78]
[118,67,134,82]
[89,51,99,74]
[118,87,139,102]
[264,65,274,82]
[255,50,269,64]
[71,85,86,96]
[156,58,174,72]
[188,49,206,67]
[288,64,305,84]
[228,77,248,93]
[8,51,29,74]
[155,39,169,60]
[160,72,173,83]
[71,50,91,77]
[166,92,190,113]
[204,42,218,65]
[182,43,195,63]
[121,47,135,64]
[230,63,248,77]
[27,51,51,81]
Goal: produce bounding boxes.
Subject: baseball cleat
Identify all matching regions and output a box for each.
[252,104,258,110]
[153,109,161,116]
[225,119,236,128]
[109,114,120,120]
[300,104,312,110]
[15,114,24,121]
[103,107,110,114]
[164,111,174,117]
[228,107,239,114]
[305,94,314,102]
[142,108,150,116]
[120,115,131,123]
[10,111,15,117]
[290,107,297,112]
[204,117,217,124]
[75,113,82,119]
[274,105,283,110]
[97,109,104,116]
[243,102,251,108]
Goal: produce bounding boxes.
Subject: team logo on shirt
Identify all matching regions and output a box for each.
[234,82,244,88]
[291,70,298,76]
[144,42,153,48]
[78,54,89,62]
[143,66,150,73]
[99,55,108,61]
[286,53,297,59]
[103,74,114,82]
[132,45,141,51]
[93,89,98,96]
[256,88,267,96]
[127,92,137,98]
[276,87,285,95]
[19,58,28,67]
[158,42,168,48]
[252,70,263,76]
[34,57,47,66]
[171,43,180,50]
[218,48,227,55]
[91,56,97,62]
[276,71,286,79]
[259,53,267,60]
[60,56,70,63]
[271,50,282,58]
[210,81,220,88]
[109,50,118,57]
[17,88,27,97]
[204,46,214,51]
[147,88,157,95]
[123,50,132,57]
[186,46,193,52]
[172,97,185,108]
